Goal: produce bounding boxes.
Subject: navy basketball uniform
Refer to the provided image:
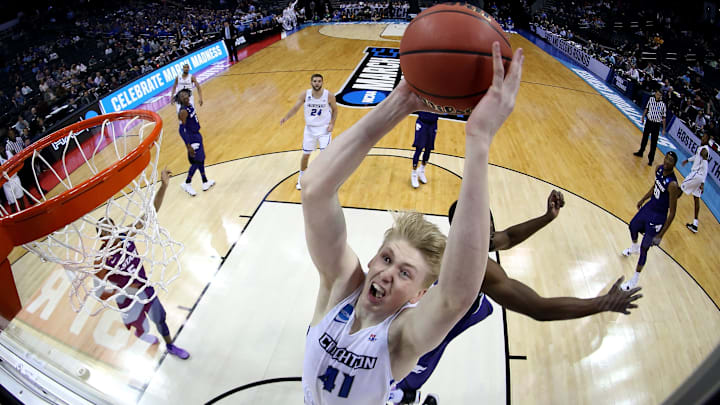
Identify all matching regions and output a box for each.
[629,165,677,248]
[179,104,204,163]
[413,112,438,151]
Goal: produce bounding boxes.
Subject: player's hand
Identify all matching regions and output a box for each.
[546,190,565,219]
[465,43,524,144]
[700,183,704,192]
[602,276,642,315]
[326,122,334,133]
[681,159,688,167]
[160,168,171,185]
[280,117,288,125]
[641,117,645,124]
[652,235,662,246]
[187,146,195,158]
[636,199,644,209]
[199,99,204,107]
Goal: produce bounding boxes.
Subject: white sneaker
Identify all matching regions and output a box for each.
[418,167,427,184]
[202,179,215,191]
[411,172,419,188]
[296,181,302,190]
[620,279,637,291]
[622,246,639,256]
[181,182,197,196]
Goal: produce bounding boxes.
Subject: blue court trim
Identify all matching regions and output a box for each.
[519,29,720,223]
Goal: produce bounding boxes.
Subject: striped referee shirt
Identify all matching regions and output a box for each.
[5,137,25,155]
[645,97,666,123]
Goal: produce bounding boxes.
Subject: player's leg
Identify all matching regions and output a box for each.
[194,142,213,191]
[182,154,199,196]
[147,298,190,359]
[411,122,426,189]
[623,214,661,290]
[647,123,659,165]
[298,127,316,190]
[691,195,700,232]
[417,126,436,184]
[634,124,651,157]
[622,209,645,256]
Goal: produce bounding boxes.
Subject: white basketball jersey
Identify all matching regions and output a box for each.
[177,73,194,94]
[304,89,331,127]
[303,288,413,405]
[690,145,709,181]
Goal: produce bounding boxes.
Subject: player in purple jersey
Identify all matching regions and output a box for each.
[391,191,642,405]
[176,89,215,196]
[621,151,680,291]
[410,112,439,189]
[94,169,189,359]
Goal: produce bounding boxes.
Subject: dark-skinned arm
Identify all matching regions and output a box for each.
[492,190,564,251]
[482,260,642,321]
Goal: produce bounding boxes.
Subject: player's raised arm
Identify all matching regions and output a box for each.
[394,43,524,361]
[478,190,564,251]
[300,81,426,294]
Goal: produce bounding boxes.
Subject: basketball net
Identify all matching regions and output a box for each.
[0,114,183,315]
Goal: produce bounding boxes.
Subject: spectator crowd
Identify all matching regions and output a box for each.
[531,0,720,141]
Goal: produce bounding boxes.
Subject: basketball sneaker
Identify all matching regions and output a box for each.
[411,171,419,188]
[418,166,427,184]
[620,278,638,291]
[422,394,439,405]
[181,182,197,196]
[621,245,640,256]
[296,180,302,190]
[686,223,698,233]
[202,179,215,191]
[167,344,190,360]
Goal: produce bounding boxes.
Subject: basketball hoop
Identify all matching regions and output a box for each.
[0,110,183,319]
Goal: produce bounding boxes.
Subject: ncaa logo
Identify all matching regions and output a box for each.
[336,47,469,122]
[333,303,354,323]
[336,47,401,108]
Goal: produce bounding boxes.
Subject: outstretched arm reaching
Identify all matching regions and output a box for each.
[483,260,642,320]
[391,43,525,377]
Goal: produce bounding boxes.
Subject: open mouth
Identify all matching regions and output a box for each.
[369,282,386,301]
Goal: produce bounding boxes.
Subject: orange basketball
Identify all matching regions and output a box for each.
[400,3,512,114]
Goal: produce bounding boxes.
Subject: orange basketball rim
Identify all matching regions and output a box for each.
[0,109,162,325]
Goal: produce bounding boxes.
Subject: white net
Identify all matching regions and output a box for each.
[0,114,183,315]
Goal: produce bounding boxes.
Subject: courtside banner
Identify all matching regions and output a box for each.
[100,41,228,113]
[667,119,720,189]
[534,26,611,81]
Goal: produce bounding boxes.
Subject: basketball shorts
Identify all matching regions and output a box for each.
[629,204,666,249]
[413,121,437,150]
[303,125,331,153]
[680,172,704,197]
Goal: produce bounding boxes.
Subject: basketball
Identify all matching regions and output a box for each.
[399,3,513,114]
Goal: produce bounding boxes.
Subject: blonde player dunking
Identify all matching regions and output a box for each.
[300,44,523,405]
[680,132,711,233]
[280,74,338,190]
[170,63,203,113]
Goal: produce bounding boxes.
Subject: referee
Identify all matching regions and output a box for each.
[634,91,667,166]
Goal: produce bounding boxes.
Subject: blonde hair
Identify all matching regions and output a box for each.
[383,211,447,288]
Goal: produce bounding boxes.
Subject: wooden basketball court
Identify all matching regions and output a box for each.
[3,25,719,404]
